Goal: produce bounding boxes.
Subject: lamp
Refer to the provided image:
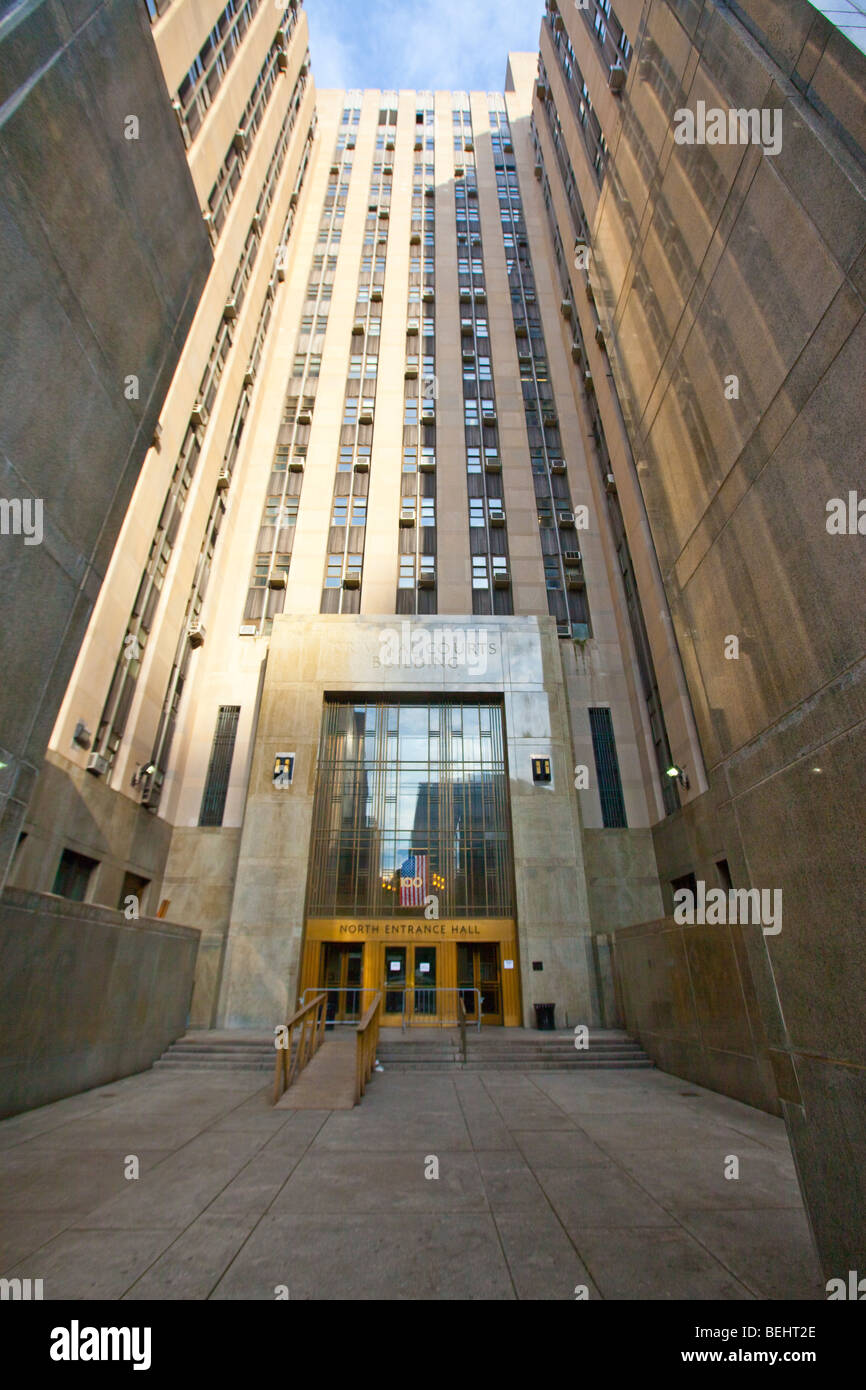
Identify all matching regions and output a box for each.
[666,764,689,789]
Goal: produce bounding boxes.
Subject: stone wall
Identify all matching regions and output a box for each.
[612,914,779,1114]
[0,888,199,1118]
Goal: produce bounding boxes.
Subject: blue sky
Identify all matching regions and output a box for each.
[305,0,546,92]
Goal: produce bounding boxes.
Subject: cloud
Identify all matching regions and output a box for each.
[305,0,544,91]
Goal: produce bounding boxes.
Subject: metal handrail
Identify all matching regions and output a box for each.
[299,985,378,1022]
[390,985,482,1032]
[457,995,468,1063]
[272,992,327,1105]
[355,992,382,1103]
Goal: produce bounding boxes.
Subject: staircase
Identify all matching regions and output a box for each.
[154,1032,275,1073]
[377,1028,653,1072]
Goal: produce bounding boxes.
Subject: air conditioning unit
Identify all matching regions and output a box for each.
[414,139,423,151]
[216,467,231,490]
[515,323,528,337]
[471,235,481,246]
[518,349,532,363]
[595,324,606,350]
[386,139,395,151]
[534,162,543,179]
[566,572,585,591]
[268,573,287,590]
[276,263,286,282]
[187,621,206,648]
[277,50,288,72]
[461,321,474,337]
[560,299,572,319]
[423,288,435,302]
[464,140,474,152]
[460,289,472,302]
[503,141,513,154]
[223,297,238,321]
[605,473,617,494]
[244,366,255,387]
[406,320,420,334]
[557,511,575,528]
[586,280,595,303]
[275,26,288,48]
[152,421,162,450]
[563,549,582,563]
[462,350,475,363]
[535,83,549,100]
[399,509,416,527]
[584,371,595,394]
[300,59,310,76]
[86,752,109,778]
[359,410,373,425]
[251,213,262,235]
[608,63,627,94]
[482,409,497,424]
[378,208,389,220]
[474,289,487,302]
[352,321,365,335]
[468,188,478,200]
[239,624,257,636]
[493,569,511,589]
[484,455,501,473]
[410,232,421,244]
[419,455,436,472]
[289,458,305,472]
[489,507,506,527]
[454,164,465,177]
[405,365,418,379]
[297,409,312,424]
[190,401,208,429]
[554,15,565,32]
[342,574,360,589]
[353,458,369,473]
[383,163,393,175]
[418,567,436,588]
[421,409,436,424]
[571,341,583,364]
[550,460,567,475]
[371,287,383,301]
[572,622,590,642]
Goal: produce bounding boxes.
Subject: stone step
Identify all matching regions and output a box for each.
[380,1059,655,1072]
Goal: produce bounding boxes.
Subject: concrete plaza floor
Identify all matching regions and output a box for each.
[0,1061,823,1300]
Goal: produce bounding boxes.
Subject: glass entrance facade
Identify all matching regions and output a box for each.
[307,699,514,918]
[301,698,521,1025]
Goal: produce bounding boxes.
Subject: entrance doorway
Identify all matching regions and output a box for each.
[458,943,503,1025]
[322,942,363,1021]
[382,945,438,1024]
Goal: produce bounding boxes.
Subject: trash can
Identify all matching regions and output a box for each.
[534,1002,556,1031]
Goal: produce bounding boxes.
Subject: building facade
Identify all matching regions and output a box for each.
[4,0,865,1275]
[531,0,866,1276]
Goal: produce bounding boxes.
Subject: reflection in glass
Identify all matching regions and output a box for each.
[307,699,514,917]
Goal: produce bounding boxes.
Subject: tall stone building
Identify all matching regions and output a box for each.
[531,0,866,1276]
[3,0,864,1278]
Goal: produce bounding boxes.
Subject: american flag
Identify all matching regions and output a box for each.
[400,852,428,907]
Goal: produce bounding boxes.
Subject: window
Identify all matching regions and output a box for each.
[308,699,514,917]
[420,497,435,526]
[589,706,627,828]
[469,499,485,528]
[471,556,489,589]
[398,555,415,589]
[325,554,343,588]
[52,849,98,902]
[199,706,240,827]
[332,497,349,526]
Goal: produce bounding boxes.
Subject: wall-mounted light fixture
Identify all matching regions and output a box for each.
[666,764,689,790]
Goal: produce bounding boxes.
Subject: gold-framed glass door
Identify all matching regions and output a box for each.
[458,943,502,1025]
[322,942,363,1022]
[383,946,407,1023]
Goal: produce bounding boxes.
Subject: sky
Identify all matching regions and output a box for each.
[304,0,546,94]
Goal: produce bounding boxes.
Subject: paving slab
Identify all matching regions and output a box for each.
[0,1053,823,1300]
